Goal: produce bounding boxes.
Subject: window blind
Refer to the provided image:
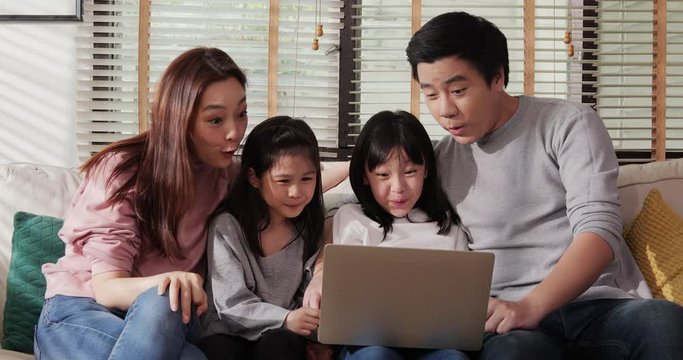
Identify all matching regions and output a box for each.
[668,1,683,152]
[76,0,342,161]
[76,0,140,160]
[344,0,681,161]
[595,0,656,156]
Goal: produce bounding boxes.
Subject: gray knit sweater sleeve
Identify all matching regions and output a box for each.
[201,213,304,341]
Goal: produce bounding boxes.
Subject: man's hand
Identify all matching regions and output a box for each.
[285,307,320,336]
[303,270,323,309]
[157,271,208,324]
[485,297,547,334]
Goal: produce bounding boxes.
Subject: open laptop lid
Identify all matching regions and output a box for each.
[318,244,494,351]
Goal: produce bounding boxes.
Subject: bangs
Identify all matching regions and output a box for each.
[365,124,425,171]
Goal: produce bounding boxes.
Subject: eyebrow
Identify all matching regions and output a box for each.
[201,95,247,112]
[420,74,469,89]
[272,170,317,178]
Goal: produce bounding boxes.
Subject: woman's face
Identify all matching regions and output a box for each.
[365,148,426,218]
[191,77,248,169]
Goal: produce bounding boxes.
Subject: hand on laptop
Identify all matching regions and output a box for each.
[285,307,321,336]
[485,297,546,334]
[303,270,323,309]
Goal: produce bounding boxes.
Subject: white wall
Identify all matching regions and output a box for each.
[0,22,79,168]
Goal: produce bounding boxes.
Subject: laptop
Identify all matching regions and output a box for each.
[318,244,494,351]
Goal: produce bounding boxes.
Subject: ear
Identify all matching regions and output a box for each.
[493,65,505,90]
[247,168,260,188]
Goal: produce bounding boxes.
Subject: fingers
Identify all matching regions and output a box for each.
[484,308,503,333]
[168,276,180,312]
[157,276,170,296]
[180,286,192,324]
[189,274,208,317]
[303,292,310,308]
[485,298,508,333]
[487,297,497,318]
[310,293,321,310]
[286,308,321,336]
[484,299,523,334]
[158,272,206,324]
[302,306,320,317]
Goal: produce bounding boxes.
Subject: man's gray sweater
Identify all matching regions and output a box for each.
[435,95,651,302]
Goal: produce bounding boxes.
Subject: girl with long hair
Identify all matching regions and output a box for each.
[199,116,326,360]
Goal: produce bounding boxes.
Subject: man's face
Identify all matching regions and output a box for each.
[417,55,507,144]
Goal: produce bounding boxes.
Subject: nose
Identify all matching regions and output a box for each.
[224,119,237,142]
[390,175,406,193]
[288,184,302,198]
[439,94,458,119]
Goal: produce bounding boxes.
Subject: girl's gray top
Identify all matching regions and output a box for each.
[201,212,317,340]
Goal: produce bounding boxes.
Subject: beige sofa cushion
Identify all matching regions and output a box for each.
[617,158,683,229]
[0,164,82,343]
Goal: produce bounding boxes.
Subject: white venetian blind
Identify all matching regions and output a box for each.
[277,0,343,149]
[347,0,681,161]
[349,0,529,142]
[76,0,342,160]
[76,0,140,160]
[595,0,655,154]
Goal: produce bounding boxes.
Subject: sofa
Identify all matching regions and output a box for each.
[1,159,682,358]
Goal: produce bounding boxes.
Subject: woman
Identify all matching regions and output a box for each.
[35,47,248,360]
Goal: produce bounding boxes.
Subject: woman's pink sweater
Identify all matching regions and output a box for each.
[43,154,229,299]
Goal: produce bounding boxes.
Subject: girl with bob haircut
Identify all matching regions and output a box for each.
[334,110,469,360]
[36,47,248,359]
[199,116,326,360]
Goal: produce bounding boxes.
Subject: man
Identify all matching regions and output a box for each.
[406,11,683,359]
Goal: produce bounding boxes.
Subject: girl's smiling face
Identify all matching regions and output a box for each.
[249,152,317,224]
[365,148,426,218]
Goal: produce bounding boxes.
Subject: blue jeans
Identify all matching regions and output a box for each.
[479,298,683,360]
[340,345,470,360]
[34,287,206,360]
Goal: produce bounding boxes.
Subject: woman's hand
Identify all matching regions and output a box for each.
[156,271,208,324]
[284,307,320,336]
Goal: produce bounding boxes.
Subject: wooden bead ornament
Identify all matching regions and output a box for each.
[563,31,572,44]
[312,38,319,51]
[316,24,324,37]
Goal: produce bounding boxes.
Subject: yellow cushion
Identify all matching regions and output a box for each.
[624,189,683,305]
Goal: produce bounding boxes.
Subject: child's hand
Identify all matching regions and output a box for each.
[285,307,320,336]
[303,270,323,309]
[156,271,208,324]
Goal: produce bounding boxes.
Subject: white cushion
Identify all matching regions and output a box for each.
[0,163,82,342]
[617,158,683,228]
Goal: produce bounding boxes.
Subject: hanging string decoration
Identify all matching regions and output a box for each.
[313,0,324,50]
[564,0,574,57]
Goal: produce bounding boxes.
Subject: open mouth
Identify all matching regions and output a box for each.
[448,126,465,136]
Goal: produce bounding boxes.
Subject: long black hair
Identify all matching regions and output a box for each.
[350,110,459,239]
[218,116,324,260]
